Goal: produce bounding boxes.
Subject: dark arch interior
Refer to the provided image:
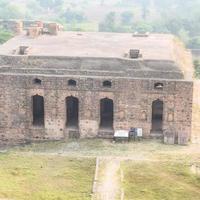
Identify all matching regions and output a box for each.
[66,96,79,127]
[33,78,42,85]
[154,82,164,90]
[100,98,113,129]
[68,79,76,86]
[152,100,163,132]
[32,95,44,126]
[103,81,112,88]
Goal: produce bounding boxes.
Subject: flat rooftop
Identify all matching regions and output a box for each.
[0,32,185,59]
[0,32,193,80]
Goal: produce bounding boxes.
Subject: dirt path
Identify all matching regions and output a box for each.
[94,158,121,200]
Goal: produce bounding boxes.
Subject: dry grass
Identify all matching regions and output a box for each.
[9,139,199,159]
[122,160,200,200]
[0,152,95,200]
[1,139,200,200]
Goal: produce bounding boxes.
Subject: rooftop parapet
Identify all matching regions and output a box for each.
[26,21,62,38]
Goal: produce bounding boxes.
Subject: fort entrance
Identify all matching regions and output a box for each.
[100,98,114,129]
[32,95,44,126]
[151,100,163,133]
[66,96,79,128]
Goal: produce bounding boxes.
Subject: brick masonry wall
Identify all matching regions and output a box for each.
[0,74,193,144]
[192,81,200,143]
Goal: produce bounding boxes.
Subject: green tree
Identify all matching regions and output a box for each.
[188,37,200,49]
[121,11,134,25]
[0,4,25,19]
[178,29,190,45]
[134,22,153,33]
[62,9,86,23]
[37,0,54,8]
[37,0,64,9]
[99,12,117,32]
[140,0,150,20]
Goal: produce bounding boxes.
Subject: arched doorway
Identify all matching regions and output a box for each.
[151,99,163,132]
[100,98,114,129]
[32,95,44,126]
[66,96,79,128]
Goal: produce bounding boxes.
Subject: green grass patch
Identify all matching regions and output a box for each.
[122,161,200,200]
[0,29,13,44]
[0,152,95,200]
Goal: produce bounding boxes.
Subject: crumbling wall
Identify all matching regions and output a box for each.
[0,20,63,39]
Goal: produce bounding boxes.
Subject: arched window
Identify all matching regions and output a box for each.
[151,99,163,133]
[103,80,112,88]
[154,82,164,90]
[68,79,77,86]
[66,96,79,127]
[100,98,114,129]
[33,78,42,85]
[32,95,44,126]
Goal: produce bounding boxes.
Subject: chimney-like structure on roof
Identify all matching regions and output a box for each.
[27,25,41,38]
[129,49,142,59]
[47,23,59,35]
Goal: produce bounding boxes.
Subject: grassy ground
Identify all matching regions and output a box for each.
[122,161,200,200]
[8,139,200,162]
[1,139,200,200]
[0,152,95,200]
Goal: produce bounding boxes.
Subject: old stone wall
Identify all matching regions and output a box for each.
[0,73,193,144]
[192,80,200,143]
[0,56,184,80]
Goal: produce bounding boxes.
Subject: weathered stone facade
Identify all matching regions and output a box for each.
[0,30,194,145]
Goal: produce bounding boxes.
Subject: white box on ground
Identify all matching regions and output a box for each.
[114,130,129,138]
[136,128,143,137]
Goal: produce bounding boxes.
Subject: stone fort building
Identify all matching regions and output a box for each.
[0,22,193,145]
